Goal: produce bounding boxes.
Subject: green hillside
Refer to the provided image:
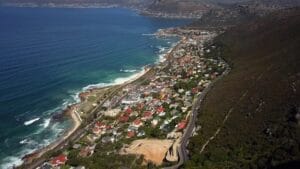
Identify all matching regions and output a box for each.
[184,8,300,169]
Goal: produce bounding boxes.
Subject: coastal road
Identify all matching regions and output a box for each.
[164,61,230,169]
[17,64,155,169]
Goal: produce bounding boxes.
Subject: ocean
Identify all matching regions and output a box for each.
[0,7,190,168]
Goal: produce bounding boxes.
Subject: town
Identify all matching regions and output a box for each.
[36,28,227,169]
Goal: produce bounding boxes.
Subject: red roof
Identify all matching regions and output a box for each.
[127,131,135,138]
[143,111,152,117]
[51,154,67,166]
[93,127,101,134]
[118,115,129,123]
[133,119,142,125]
[95,121,106,129]
[157,106,164,113]
[177,120,187,130]
[125,107,132,115]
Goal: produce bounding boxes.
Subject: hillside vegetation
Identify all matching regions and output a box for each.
[185,8,300,169]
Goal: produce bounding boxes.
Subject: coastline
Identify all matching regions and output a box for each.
[16,25,227,169]
[17,34,179,169]
[0,3,202,19]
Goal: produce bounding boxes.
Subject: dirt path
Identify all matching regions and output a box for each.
[120,139,173,165]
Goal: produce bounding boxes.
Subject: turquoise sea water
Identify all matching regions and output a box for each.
[0,7,190,168]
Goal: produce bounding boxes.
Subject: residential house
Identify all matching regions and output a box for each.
[79,145,95,157]
[50,154,67,167]
[127,131,135,138]
[142,111,153,121]
[132,119,143,128]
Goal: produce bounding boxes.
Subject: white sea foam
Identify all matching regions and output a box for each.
[82,68,146,91]
[6,40,178,169]
[0,156,23,169]
[19,138,37,146]
[120,69,137,73]
[0,146,37,169]
[114,68,146,84]
[158,54,167,63]
[42,118,51,128]
[24,117,40,126]
[142,33,155,36]
[4,136,56,169]
[19,139,32,145]
[82,82,113,91]
[19,139,27,145]
[156,46,173,63]
[158,46,167,53]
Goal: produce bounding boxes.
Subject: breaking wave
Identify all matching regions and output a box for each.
[24,118,40,126]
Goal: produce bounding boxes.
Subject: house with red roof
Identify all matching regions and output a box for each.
[50,154,67,167]
[127,131,135,138]
[142,111,153,121]
[92,127,102,135]
[125,107,132,115]
[177,120,187,131]
[157,106,164,113]
[132,119,143,128]
[95,121,106,129]
[118,115,129,123]
[156,106,166,116]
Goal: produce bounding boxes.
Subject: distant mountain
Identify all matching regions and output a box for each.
[142,0,217,18]
[0,0,152,8]
[0,0,249,18]
[1,0,300,18]
[241,0,300,15]
[187,0,300,29]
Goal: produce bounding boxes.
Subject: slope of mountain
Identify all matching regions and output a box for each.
[185,7,300,169]
[141,0,217,18]
[240,0,300,15]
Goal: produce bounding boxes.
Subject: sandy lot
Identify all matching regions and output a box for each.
[120,139,173,165]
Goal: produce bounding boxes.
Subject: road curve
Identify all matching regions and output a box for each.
[164,60,230,169]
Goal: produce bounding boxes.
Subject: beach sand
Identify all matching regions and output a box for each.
[19,34,180,168]
[20,67,152,167]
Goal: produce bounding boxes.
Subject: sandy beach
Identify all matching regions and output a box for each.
[19,65,153,168]
[21,105,82,164]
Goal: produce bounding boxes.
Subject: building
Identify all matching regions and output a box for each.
[104,108,121,117]
[177,120,187,131]
[118,115,129,123]
[142,111,153,121]
[127,131,135,138]
[50,154,67,167]
[132,119,143,128]
[79,145,95,157]
[102,136,115,143]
